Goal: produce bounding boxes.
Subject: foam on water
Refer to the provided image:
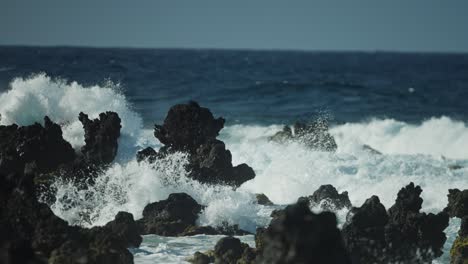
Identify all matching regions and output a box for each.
[1,75,466,263]
[0,74,143,161]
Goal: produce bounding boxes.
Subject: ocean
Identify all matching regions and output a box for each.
[1,46,468,263]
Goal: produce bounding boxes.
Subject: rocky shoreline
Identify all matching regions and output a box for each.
[1,101,467,263]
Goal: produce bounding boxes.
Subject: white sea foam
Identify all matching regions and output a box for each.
[1,75,466,263]
[0,74,143,157]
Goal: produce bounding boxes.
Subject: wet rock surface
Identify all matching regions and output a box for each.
[269,120,337,151]
[255,193,274,206]
[297,184,351,210]
[79,111,121,166]
[148,101,255,187]
[0,116,76,174]
[137,192,251,236]
[343,182,449,264]
[445,189,468,264]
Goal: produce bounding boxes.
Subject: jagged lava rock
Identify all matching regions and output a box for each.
[445,189,468,218]
[0,116,75,174]
[152,101,255,187]
[213,236,255,264]
[257,201,350,264]
[79,111,121,165]
[342,195,389,263]
[255,193,274,206]
[138,193,203,236]
[451,216,468,264]
[297,184,351,210]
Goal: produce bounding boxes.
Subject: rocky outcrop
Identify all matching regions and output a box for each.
[269,120,337,151]
[189,237,255,264]
[257,201,350,264]
[297,184,351,211]
[445,189,468,264]
[255,193,274,206]
[79,111,121,166]
[142,101,255,187]
[137,192,250,236]
[0,158,141,264]
[342,183,449,263]
[138,193,203,236]
[0,116,76,174]
[342,196,389,263]
[451,216,468,264]
[445,189,468,218]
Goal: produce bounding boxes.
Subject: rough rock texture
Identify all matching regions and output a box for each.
[255,193,274,206]
[445,189,468,218]
[0,135,140,264]
[137,193,250,236]
[0,116,76,174]
[79,111,121,166]
[451,216,468,264]
[297,184,351,210]
[213,236,255,264]
[446,189,468,264]
[342,196,389,263]
[257,202,350,264]
[136,147,158,163]
[138,193,203,236]
[150,101,255,187]
[268,120,337,151]
[342,183,449,264]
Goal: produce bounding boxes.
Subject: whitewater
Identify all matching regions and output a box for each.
[1,74,467,263]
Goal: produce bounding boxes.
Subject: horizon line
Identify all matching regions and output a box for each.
[1,44,467,56]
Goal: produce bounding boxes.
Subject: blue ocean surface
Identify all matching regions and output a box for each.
[1,46,467,263]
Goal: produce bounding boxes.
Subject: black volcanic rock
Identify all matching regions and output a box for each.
[451,216,468,264]
[342,183,449,264]
[256,193,274,206]
[150,101,255,187]
[445,189,468,218]
[138,193,203,236]
[342,196,389,263]
[297,184,351,210]
[0,144,140,264]
[79,111,121,166]
[154,101,224,152]
[269,120,337,151]
[213,236,255,264]
[257,202,350,264]
[0,116,75,174]
[136,147,157,163]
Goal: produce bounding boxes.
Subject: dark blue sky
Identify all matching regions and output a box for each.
[1,0,467,52]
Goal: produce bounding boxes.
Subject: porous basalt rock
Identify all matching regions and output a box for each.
[257,202,350,264]
[297,184,351,211]
[148,101,255,187]
[138,193,203,236]
[450,216,468,264]
[0,116,76,174]
[268,120,337,151]
[342,182,449,264]
[255,193,274,206]
[137,193,251,236]
[79,111,121,166]
[445,189,468,218]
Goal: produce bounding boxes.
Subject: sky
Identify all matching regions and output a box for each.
[1,0,468,52]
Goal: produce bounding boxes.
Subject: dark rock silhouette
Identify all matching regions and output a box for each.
[137,192,250,236]
[0,160,140,264]
[255,193,274,206]
[147,101,255,187]
[342,183,449,263]
[136,146,158,163]
[445,189,468,218]
[297,184,352,210]
[138,193,202,236]
[257,202,350,264]
[79,111,121,166]
[0,116,76,174]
